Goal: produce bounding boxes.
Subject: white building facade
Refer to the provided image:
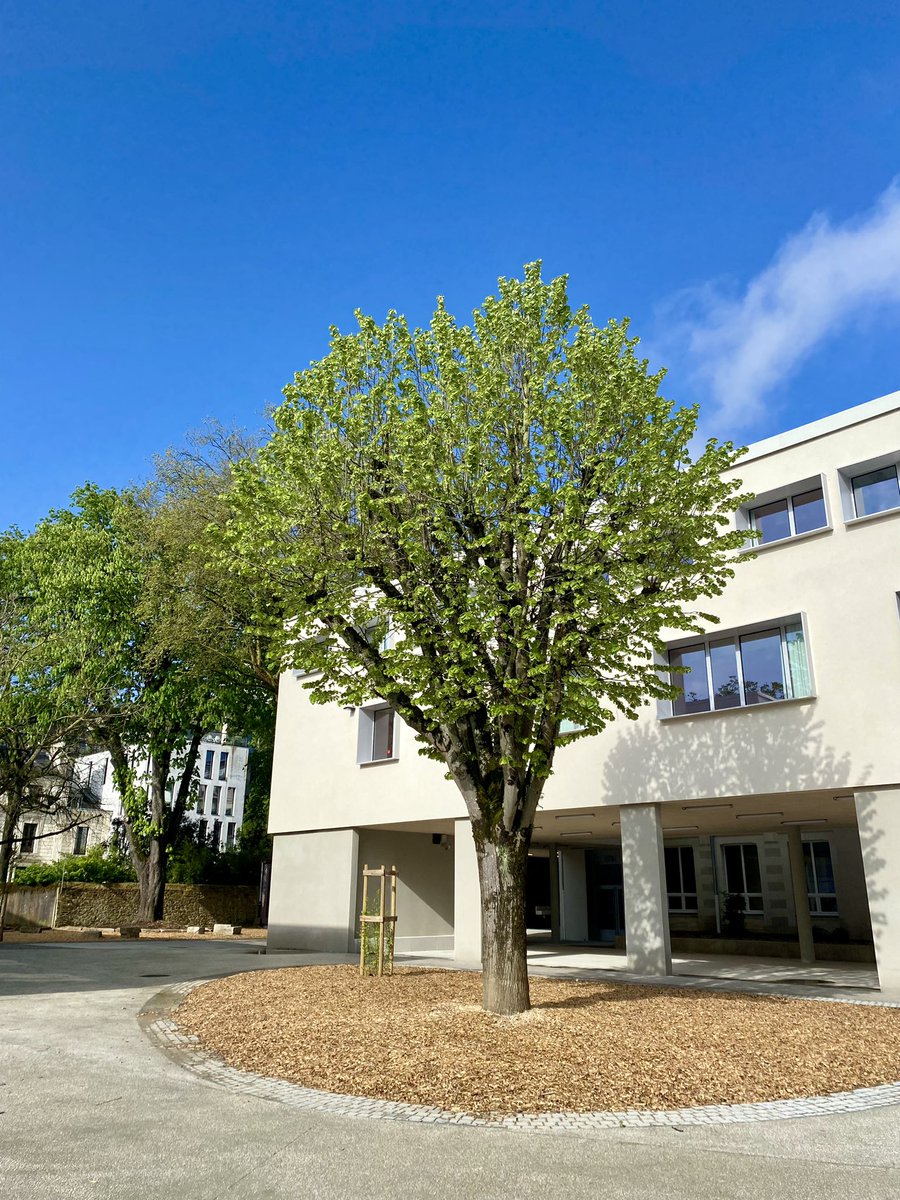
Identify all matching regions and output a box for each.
[266,392,900,995]
[15,734,251,871]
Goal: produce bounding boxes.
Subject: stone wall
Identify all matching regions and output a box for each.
[3,883,259,929]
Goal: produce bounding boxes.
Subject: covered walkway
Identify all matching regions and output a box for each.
[523,940,881,997]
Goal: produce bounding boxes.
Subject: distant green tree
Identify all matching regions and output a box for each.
[225,263,750,1014]
[23,480,274,922]
[0,532,99,936]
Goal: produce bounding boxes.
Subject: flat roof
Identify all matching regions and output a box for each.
[738,389,900,465]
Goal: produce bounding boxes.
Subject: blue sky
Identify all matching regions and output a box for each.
[2,2,900,529]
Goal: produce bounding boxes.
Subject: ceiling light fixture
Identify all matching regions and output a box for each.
[736,812,783,820]
[664,825,700,832]
[555,813,597,821]
[781,819,827,826]
[682,802,733,811]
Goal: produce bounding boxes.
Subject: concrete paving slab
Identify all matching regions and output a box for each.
[1,939,899,1199]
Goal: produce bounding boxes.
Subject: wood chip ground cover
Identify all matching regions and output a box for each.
[174,966,900,1116]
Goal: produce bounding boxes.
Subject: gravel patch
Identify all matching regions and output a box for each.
[174,965,900,1117]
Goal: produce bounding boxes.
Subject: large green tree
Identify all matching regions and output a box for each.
[0,532,99,934]
[228,264,748,1013]
[25,476,275,922]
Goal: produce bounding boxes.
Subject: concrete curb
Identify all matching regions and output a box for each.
[138,975,900,1132]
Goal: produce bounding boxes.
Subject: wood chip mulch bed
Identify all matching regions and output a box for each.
[174,965,900,1116]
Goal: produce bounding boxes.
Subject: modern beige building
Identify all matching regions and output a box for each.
[267,391,900,995]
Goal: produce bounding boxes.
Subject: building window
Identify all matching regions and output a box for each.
[668,617,811,716]
[664,846,698,912]
[218,751,229,781]
[803,840,838,914]
[722,843,764,914]
[225,821,236,848]
[203,749,214,779]
[21,822,37,854]
[750,486,827,544]
[371,708,395,761]
[73,826,89,856]
[211,786,221,816]
[851,465,900,518]
[198,819,208,841]
[196,786,206,816]
[212,819,222,847]
[225,787,235,817]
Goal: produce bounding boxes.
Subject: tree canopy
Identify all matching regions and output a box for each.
[226,263,750,1012]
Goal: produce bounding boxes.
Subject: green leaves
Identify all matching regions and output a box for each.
[227,263,750,828]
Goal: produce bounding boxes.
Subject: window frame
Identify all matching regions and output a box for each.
[803,838,839,917]
[21,822,38,854]
[838,452,900,524]
[357,703,400,765]
[720,840,765,915]
[737,474,831,551]
[664,844,699,913]
[72,826,89,857]
[662,613,815,719]
[203,749,214,780]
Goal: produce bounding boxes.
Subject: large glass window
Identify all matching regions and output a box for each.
[211,786,221,816]
[750,486,827,544]
[709,637,740,710]
[670,645,709,715]
[852,465,900,518]
[225,787,235,817]
[203,749,214,779]
[803,840,838,914]
[21,822,37,854]
[722,843,763,914]
[665,846,698,912]
[218,751,229,781]
[668,619,811,715]
[739,628,785,705]
[73,826,89,856]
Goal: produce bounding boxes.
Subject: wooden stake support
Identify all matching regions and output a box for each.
[359,863,398,976]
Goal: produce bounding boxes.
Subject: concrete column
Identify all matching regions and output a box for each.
[267,829,359,952]
[549,847,561,941]
[453,818,482,965]
[855,787,900,996]
[557,848,588,942]
[620,803,672,976]
[786,827,816,963]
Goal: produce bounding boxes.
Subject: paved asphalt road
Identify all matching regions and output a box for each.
[1,939,899,1200]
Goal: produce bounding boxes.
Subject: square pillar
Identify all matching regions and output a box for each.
[855,787,900,995]
[267,829,359,952]
[620,803,672,976]
[786,827,816,963]
[453,818,482,965]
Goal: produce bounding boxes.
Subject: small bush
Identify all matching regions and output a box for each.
[14,844,136,886]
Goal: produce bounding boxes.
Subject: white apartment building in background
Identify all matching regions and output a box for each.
[14,733,251,872]
[265,390,900,997]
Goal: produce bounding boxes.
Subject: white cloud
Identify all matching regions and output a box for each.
[661,181,900,439]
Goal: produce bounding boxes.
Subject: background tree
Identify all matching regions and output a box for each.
[227,264,750,1014]
[0,533,99,936]
[24,477,275,922]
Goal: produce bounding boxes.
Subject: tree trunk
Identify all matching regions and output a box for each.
[136,838,167,923]
[473,824,531,1014]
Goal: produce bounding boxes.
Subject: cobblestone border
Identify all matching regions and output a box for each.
[138,977,900,1131]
